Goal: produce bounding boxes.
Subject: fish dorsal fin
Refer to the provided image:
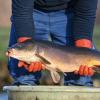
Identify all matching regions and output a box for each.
[35,54,51,64]
[50,70,61,84]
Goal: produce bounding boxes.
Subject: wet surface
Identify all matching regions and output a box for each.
[0,92,8,100]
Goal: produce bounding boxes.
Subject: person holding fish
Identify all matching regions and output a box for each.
[8,0,98,86]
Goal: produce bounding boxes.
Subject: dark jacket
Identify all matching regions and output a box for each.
[12,0,98,41]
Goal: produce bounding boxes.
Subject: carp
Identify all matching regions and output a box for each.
[6,40,100,86]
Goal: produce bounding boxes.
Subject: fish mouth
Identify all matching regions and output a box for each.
[6,49,16,58]
[6,49,12,56]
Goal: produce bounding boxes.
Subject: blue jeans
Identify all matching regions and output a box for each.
[8,9,93,86]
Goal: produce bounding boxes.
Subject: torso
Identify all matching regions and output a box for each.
[34,0,73,11]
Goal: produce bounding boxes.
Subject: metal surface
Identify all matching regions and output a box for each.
[3,86,100,100]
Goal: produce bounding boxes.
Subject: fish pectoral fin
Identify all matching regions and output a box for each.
[56,67,67,76]
[35,54,51,64]
[44,64,63,83]
[50,70,61,84]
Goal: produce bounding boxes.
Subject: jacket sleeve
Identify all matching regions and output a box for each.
[72,0,98,41]
[12,0,35,38]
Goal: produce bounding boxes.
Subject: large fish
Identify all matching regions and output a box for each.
[6,40,100,85]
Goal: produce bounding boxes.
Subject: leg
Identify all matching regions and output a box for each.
[8,17,33,78]
[8,17,20,78]
[49,10,93,86]
[50,10,74,46]
[8,10,50,85]
[8,17,40,85]
[33,9,50,41]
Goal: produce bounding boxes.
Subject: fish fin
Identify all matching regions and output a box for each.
[45,65,65,83]
[56,68,67,76]
[50,70,61,84]
[93,65,100,74]
[45,65,61,83]
[35,54,51,64]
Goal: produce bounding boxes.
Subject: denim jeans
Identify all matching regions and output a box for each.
[8,9,93,86]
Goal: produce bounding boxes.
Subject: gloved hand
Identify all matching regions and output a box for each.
[75,39,93,49]
[74,39,94,76]
[74,65,94,76]
[17,37,44,72]
[18,61,44,72]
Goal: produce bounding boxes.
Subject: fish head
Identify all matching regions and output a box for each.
[6,40,38,62]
